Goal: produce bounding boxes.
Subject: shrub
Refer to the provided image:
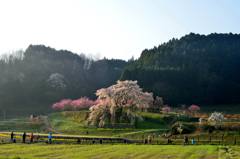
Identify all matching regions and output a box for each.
[170,122,196,135]
[200,122,215,133]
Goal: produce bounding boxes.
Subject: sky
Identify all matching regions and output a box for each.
[0,0,240,61]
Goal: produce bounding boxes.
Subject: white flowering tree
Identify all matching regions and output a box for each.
[47,73,66,91]
[208,111,226,130]
[177,123,183,135]
[88,80,154,127]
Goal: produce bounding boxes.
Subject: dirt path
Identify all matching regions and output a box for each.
[41,116,66,135]
[163,117,177,138]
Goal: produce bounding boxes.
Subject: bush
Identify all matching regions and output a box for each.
[201,122,215,132]
[170,122,196,135]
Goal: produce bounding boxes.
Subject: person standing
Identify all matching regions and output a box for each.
[183,136,188,146]
[148,134,151,144]
[167,138,171,143]
[48,133,52,144]
[10,132,14,143]
[30,133,34,143]
[36,130,39,140]
[22,132,26,143]
[191,139,195,145]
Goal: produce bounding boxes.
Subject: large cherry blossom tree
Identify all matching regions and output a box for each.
[88,80,154,127]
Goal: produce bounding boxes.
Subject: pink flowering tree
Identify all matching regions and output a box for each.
[188,105,200,116]
[52,99,72,111]
[162,104,171,115]
[71,97,100,110]
[52,97,100,111]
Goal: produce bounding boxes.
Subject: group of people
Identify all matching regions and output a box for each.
[146,134,195,146]
[9,131,196,145]
[10,131,53,144]
[183,136,195,146]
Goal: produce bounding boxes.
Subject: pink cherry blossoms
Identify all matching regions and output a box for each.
[52,97,100,111]
[162,104,171,115]
[188,104,200,115]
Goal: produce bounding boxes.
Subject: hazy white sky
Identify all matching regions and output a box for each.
[0,0,240,60]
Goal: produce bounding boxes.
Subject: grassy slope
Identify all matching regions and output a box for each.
[1,143,239,159]
[47,111,169,139]
[0,117,44,132]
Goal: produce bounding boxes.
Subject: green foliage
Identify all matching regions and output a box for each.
[120,33,240,105]
[170,122,196,135]
[137,111,173,125]
[135,119,167,129]
[201,122,215,132]
[174,115,191,122]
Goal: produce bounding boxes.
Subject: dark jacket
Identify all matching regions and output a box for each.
[184,136,188,142]
[23,133,26,139]
[11,133,14,138]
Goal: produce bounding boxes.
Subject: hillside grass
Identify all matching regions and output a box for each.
[1,143,239,159]
[48,111,169,139]
[0,117,44,132]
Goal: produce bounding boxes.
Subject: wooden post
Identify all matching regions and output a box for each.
[234,137,236,145]
[210,136,211,141]
[222,134,224,144]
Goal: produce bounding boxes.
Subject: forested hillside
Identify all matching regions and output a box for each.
[0,45,129,115]
[120,33,240,105]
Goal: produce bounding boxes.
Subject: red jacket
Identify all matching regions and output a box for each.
[30,134,34,139]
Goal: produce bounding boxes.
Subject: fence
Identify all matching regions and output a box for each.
[0,132,142,144]
[151,135,240,145]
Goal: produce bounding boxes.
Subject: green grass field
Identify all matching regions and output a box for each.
[0,143,239,159]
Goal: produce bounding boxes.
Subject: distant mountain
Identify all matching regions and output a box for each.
[0,45,130,115]
[120,33,240,105]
